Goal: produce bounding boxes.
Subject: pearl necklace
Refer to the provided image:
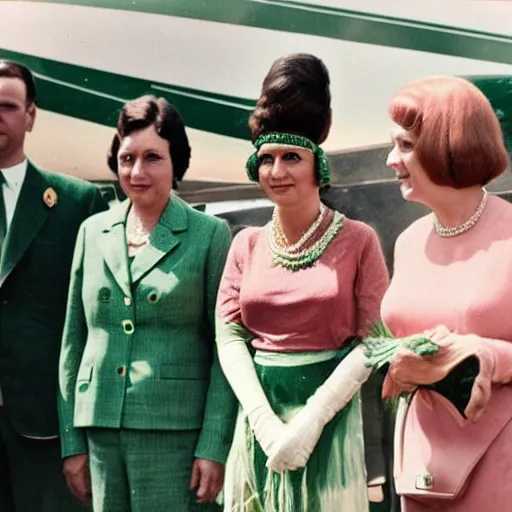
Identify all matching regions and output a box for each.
[433,189,488,238]
[126,212,150,247]
[272,204,326,254]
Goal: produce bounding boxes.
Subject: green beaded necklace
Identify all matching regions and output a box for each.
[268,209,344,271]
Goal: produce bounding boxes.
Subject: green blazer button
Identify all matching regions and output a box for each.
[122,320,134,334]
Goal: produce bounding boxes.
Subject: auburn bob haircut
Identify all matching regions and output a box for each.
[388,75,509,188]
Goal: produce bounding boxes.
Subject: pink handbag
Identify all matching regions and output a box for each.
[394,387,512,499]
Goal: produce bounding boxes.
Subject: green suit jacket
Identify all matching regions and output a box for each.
[59,194,238,463]
[0,162,107,437]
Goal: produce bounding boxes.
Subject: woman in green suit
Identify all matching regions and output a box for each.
[58,96,237,512]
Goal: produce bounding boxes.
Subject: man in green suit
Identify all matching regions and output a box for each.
[0,60,107,511]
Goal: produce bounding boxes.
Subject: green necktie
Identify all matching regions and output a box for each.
[0,172,7,254]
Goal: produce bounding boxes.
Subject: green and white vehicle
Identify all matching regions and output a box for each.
[2,0,512,294]
[2,0,511,187]
[2,2,512,510]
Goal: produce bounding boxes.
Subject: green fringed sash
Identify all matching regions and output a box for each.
[223,349,369,512]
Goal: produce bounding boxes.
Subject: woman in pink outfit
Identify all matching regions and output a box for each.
[215,54,389,512]
[381,75,512,511]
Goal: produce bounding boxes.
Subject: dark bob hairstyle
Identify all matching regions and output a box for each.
[108,95,191,188]
[249,53,332,145]
[388,75,510,189]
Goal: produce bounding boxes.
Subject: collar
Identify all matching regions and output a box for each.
[105,193,189,232]
[1,159,28,191]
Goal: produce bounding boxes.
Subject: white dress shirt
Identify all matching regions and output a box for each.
[2,159,28,230]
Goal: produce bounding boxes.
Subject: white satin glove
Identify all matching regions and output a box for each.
[247,405,287,457]
[216,321,286,457]
[268,345,372,473]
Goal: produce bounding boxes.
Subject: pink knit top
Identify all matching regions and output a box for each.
[217,217,389,352]
[381,195,512,511]
[382,195,512,341]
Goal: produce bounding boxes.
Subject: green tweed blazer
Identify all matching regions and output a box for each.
[0,162,107,437]
[58,194,237,463]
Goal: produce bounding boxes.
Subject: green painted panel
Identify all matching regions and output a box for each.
[15,0,512,65]
[0,48,255,139]
[469,76,512,154]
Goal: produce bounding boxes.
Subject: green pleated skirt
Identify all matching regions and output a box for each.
[223,350,369,512]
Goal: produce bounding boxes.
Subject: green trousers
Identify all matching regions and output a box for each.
[0,407,90,512]
[86,428,221,512]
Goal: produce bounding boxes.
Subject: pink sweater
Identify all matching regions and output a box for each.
[381,195,512,511]
[217,217,389,352]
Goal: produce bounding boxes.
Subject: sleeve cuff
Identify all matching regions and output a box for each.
[60,427,88,459]
[194,421,237,464]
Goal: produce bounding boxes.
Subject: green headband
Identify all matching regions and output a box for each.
[245,132,331,186]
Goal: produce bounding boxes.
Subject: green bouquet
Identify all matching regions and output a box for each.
[363,322,440,370]
[363,323,479,417]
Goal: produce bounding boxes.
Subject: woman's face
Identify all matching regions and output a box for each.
[257,144,318,207]
[117,125,173,211]
[387,123,435,204]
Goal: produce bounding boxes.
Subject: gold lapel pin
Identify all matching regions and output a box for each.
[43,187,58,208]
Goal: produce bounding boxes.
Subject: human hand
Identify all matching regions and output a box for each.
[267,405,324,473]
[189,458,224,503]
[62,453,91,503]
[247,405,287,457]
[411,328,495,421]
[382,326,501,422]
[382,326,456,396]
